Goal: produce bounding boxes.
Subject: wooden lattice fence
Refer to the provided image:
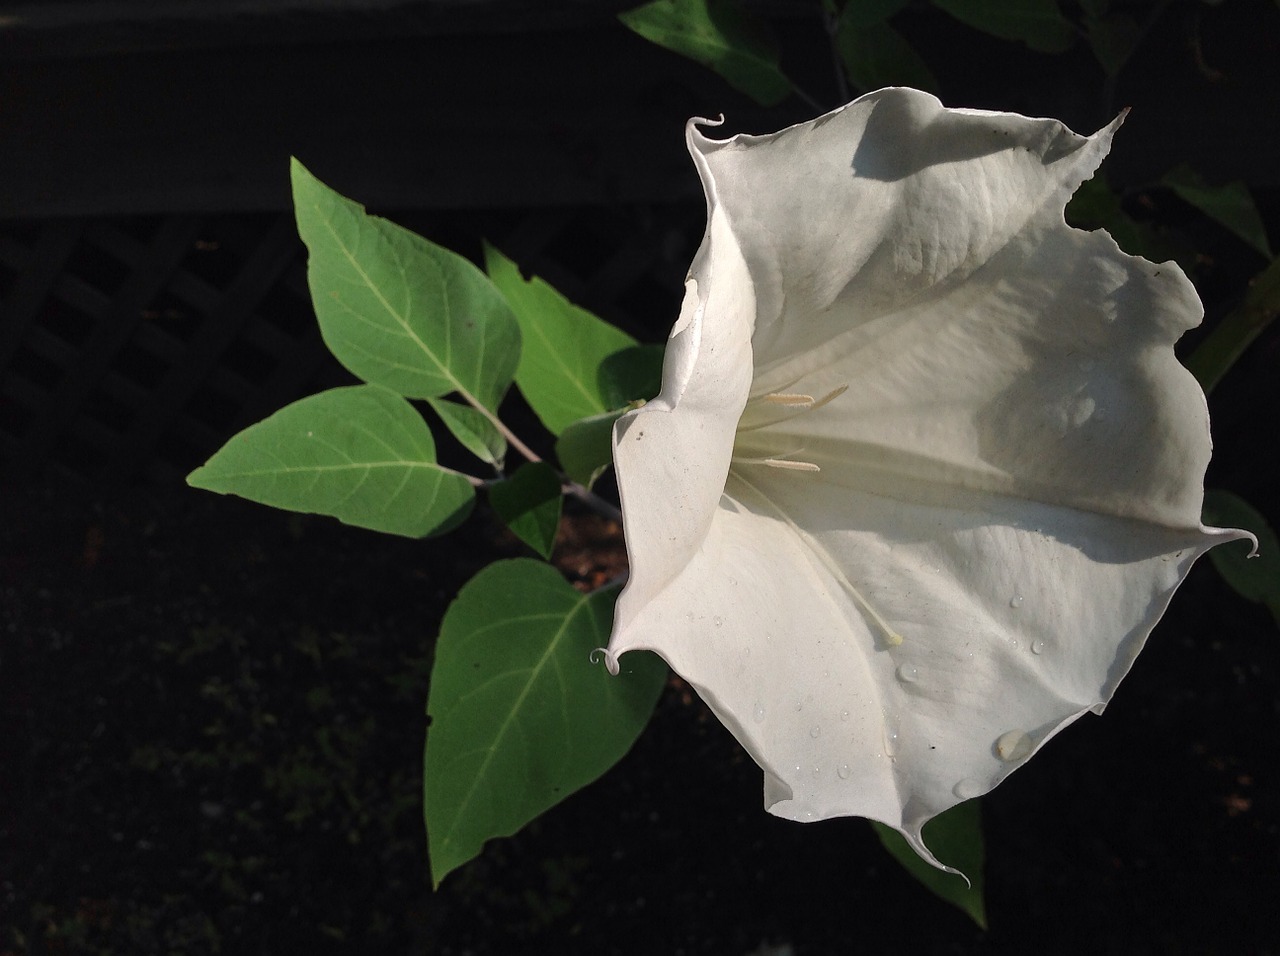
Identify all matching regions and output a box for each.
[0,204,698,486]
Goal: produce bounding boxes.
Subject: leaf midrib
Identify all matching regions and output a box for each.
[436,594,593,854]
[313,201,488,410]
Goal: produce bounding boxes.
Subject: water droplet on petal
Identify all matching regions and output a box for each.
[811,765,821,778]
[837,764,851,780]
[953,779,984,799]
[1031,638,1046,655]
[896,664,918,684]
[794,700,804,713]
[753,702,766,724]
[840,710,850,722]
[882,715,900,757]
[713,615,723,627]
[809,725,822,739]
[996,730,1033,762]
[1009,594,1024,609]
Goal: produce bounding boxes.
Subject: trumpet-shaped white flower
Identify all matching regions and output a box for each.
[602,88,1250,868]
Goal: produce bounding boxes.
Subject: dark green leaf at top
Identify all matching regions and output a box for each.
[619,0,795,107]
[835,16,938,94]
[930,0,1075,54]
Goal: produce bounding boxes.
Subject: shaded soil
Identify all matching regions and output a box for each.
[2,470,1277,955]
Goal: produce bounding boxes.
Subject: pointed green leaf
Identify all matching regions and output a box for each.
[931,0,1075,53]
[556,408,628,488]
[619,0,794,106]
[835,17,938,94]
[1203,490,1279,627]
[872,799,987,929]
[425,560,667,886]
[485,244,638,435]
[428,397,507,469]
[291,159,520,410]
[1161,164,1273,258]
[187,385,474,538]
[489,462,563,559]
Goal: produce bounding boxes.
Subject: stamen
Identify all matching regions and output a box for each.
[761,458,820,472]
[808,384,849,411]
[737,382,850,435]
[763,392,816,407]
[733,446,821,471]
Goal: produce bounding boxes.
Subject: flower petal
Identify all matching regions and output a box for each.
[609,141,756,633]
[607,88,1252,866]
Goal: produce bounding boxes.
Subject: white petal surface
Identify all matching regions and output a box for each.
[607,88,1250,864]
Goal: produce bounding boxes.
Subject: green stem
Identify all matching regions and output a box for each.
[1186,256,1280,395]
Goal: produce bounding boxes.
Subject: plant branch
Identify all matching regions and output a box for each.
[822,5,850,105]
[564,481,623,525]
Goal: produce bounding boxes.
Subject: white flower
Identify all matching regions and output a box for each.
[602,88,1250,868]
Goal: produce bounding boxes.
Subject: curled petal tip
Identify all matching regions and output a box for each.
[590,646,621,676]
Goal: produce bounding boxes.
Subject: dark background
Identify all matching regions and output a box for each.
[2,1,1278,953]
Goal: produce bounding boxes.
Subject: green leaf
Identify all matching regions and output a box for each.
[291,159,520,411]
[427,397,507,469]
[1084,11,1140,76]
[598,344,665,409]
[1185,255,1280,394]
[835,17,938,94]
[1202,490,1279,627]
[187,385,474,538]
[489,462,563,559]
[1161,164,1273,259]
[837,0,909,29]
[425,560,667,886]
[930,0,1075,53]
[485,244,638,436]
[619,0,794,106]
[872,800,987,929]
[556,408,628,488]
